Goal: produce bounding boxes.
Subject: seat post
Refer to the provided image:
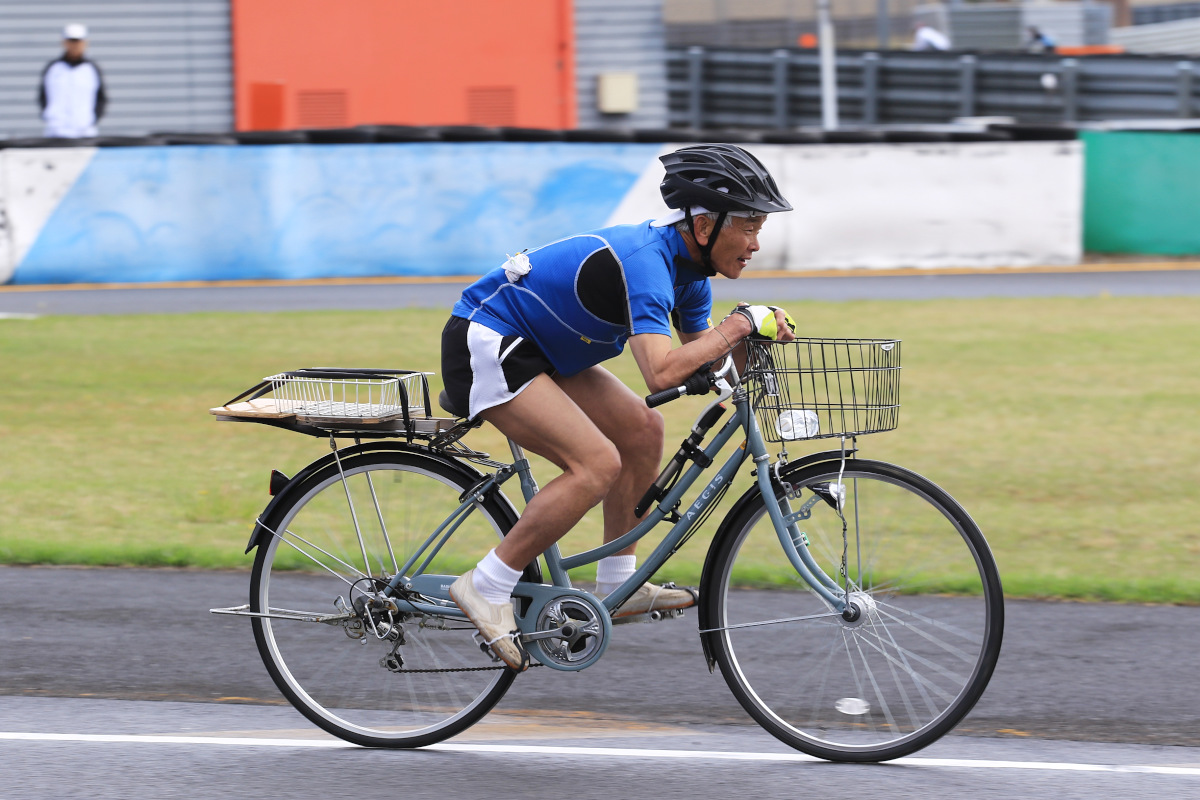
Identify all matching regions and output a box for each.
[506,438,540,503]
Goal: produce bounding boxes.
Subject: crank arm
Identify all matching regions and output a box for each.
[519,624,578,643]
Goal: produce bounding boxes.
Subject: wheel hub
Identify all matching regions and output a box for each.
[839,591,877,628]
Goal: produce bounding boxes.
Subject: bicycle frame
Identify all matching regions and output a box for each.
[380,376,852,630]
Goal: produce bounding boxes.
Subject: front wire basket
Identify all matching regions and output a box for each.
[745,338,901,442]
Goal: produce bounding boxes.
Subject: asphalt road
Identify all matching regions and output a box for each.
[2,267,1199,317]
[4,270,1200,797]
[1,566,1198,799]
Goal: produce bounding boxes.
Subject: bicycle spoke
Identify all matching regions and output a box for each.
[849,626,961,705]
[333,448,376,580]
[861,616,949,717]
[701,610,840,634]
[260,519,368,587]
[847,629,900,736]
[362,469,399,575]
[802,626,851,728]
[873,601,985,656]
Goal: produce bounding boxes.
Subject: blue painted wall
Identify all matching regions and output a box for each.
[15,143,658,284]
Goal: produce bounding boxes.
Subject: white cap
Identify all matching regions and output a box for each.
[63,23,88,40]
[651,205,765,228]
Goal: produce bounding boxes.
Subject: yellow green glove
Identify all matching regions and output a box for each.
[729,304,796,340]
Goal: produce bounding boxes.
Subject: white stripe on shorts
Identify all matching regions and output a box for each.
[466,321,537,419]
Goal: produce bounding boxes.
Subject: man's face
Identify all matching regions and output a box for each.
[697,215,767,279]
[64,39,87,59]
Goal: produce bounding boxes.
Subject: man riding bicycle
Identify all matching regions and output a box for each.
[442,144,796,670]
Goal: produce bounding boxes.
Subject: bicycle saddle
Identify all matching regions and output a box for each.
[438,389,470,420]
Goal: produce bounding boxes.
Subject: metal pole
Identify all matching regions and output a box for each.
[688,46,705,130]
[959,54,977,118]
[773,49,791,129]
[876,0,889,48]
[1177,61,1194,118]
[817,0,840,129]
[862,52,880,124]
[1061,58,1079,123]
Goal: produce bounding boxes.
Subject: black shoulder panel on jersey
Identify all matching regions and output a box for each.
[575,247,629,327]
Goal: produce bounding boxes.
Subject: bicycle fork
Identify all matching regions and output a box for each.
[749,431,858,618]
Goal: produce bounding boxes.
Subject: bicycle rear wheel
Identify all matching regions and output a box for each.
[249,447,535,747]
[702,459,1003,762]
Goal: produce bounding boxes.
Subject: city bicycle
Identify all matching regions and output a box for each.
[210,338,1003,763]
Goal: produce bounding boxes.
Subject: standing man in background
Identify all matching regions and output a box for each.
[39,23,107,138]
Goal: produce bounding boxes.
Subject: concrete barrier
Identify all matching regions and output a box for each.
[611,141,1083,270]
[0,140,1083,285]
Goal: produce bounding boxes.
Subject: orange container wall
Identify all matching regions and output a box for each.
[231,0,576,130]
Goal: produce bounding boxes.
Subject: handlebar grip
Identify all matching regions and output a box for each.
[645,371,714,408]
[645,386,685,408]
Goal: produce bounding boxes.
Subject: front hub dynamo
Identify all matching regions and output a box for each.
[839,590,877,629]
[534,596,606,670]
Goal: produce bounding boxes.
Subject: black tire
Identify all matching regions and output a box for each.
[701,459,1003,762]
[250,449,537,747]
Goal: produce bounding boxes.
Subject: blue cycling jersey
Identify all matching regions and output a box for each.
[451,222,713,376]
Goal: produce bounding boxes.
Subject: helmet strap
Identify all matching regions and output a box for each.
[685,208,728,273]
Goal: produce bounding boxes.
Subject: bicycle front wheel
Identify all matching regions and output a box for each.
[249,447,535,748]
[703,459,1003,762]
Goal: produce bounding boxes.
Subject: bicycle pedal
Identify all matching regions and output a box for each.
[649,608,685,622]
[612,608,685,625]
[473,633,501,662]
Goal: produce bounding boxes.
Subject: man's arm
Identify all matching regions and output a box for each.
[628,327,737,395]
[629,304,797,394]
[92,63,107,120]
[37,60,54,113]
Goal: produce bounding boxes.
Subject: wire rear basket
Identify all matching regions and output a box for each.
[747,338,901,442]
[268,368,431,423]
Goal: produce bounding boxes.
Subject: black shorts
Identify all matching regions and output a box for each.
[440,316,555,419]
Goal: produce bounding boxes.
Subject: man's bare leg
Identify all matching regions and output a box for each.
[555,366,665,552]
[479,373,623,572]
[449,373,623,669]
[556,367,697,615]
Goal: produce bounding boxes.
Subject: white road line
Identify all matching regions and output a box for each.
[1,732,1198,776]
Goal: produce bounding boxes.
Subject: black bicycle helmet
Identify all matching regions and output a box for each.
[659,143,792,215]
[658,144,792,273]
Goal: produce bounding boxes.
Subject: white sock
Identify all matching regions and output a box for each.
[595,554,637,596]
[472,549,522,605]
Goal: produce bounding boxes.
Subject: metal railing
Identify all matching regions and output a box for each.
[668,46,1200,127]
[1134,1,1200,25]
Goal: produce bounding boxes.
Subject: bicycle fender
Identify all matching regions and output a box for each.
[696,448,854,672]
[244,444,500,553]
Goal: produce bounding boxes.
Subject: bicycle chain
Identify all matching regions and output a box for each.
[391,662,544,674]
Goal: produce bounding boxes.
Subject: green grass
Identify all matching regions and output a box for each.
[1,296,1198,603]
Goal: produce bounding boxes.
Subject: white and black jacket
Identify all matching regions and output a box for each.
[39,55,107,138]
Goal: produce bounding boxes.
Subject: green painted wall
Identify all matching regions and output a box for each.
[1083,131,1200,255]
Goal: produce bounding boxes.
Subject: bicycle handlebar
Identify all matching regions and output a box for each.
[645,370,714,408]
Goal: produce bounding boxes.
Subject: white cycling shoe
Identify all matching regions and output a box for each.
[449,570,528,672]
[605,582,698,619]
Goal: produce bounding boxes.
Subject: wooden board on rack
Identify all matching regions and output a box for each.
[211,397,462,436]
[210,399,294,420]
